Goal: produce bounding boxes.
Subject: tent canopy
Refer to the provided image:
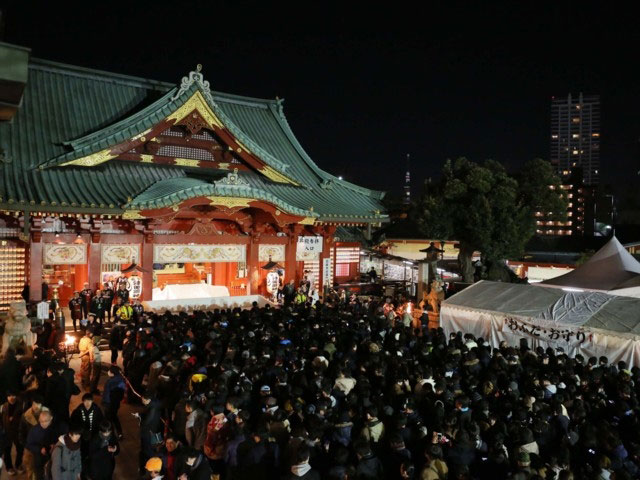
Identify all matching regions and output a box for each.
[540,236,640,293]
[443,280,640,338]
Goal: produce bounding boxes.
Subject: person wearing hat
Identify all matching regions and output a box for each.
[145,456,163,480]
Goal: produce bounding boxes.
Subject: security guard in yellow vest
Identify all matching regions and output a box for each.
[115,299,133,324]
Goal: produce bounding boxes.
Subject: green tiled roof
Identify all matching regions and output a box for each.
[0,57,387,223]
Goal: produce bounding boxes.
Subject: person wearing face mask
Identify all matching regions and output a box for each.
[87,421,119,480]
[178,448,212,480]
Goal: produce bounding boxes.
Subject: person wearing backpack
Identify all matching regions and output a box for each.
[49,424,82,480]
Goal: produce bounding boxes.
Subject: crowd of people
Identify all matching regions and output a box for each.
[2,287,640,479]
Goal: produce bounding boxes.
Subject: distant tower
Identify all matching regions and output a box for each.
[404,154,411,205]
[551,92,600,185]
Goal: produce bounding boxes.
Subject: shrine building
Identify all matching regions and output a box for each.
[0,43,388,310]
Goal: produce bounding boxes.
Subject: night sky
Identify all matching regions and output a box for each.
[3,2,640,200]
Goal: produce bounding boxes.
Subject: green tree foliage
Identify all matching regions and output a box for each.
[413,157,567,282]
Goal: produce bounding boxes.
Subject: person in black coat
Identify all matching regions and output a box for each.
[109,323,124,365]
[355,441,384,480]
[87,420,120,480]
[179,448,213,480]
[284,446,321,480]
[102,284,115,323]
[43,366,69,423]
[137,391,163,470]
[90,291,106,324]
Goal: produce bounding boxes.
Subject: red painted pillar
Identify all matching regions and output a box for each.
[285,235,297,286]
[319,234,331,297]
[29,238,43,302]
[247,237,260,295]
[142,235,153,301]
[88,236,101,291]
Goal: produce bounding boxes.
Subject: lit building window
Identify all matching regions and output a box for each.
[572,134,580,139]
[592,133,600,137]
[594,170,598,174]
[572,117,580,123]
[572,150,579,155]
[551,134,559,139]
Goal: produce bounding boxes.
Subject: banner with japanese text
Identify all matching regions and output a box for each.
[440,305,640,368]
[296,236,323,261]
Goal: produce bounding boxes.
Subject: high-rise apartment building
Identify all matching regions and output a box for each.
[535,167,593,236]
[550,93,600,185]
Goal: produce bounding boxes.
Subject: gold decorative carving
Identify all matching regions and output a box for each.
[174,158,200,167]
[131,128,152,142]
[206,196,253,209]
[140,154,154,163]
[122,210,145,220]
[61,149,117,167]
[259,165,299,186]
[299,217,316,225]
[218,163,230,170]
[166,91,223,129]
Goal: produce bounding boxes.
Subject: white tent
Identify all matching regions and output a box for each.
[539,236,640,297]
[440,280,640,367]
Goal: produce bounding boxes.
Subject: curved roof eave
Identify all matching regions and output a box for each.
[126,179,317,218]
